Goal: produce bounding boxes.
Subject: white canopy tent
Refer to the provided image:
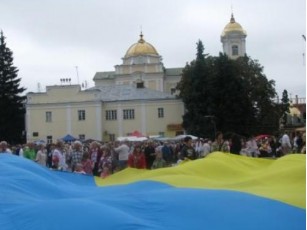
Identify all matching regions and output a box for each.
[116,136,148,142]
[173,134,199,140]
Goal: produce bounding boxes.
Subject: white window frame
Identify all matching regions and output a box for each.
[46,111,52,122]
[123,109,135,120]
[158,108,164,118]
[78,110,86,121]
[106,110,117,120]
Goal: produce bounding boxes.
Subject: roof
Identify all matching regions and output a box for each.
[164,68,183,76]
[86,84,178,102]
[288,106,301,116]
[93,68,183,81]
[93,71,116,80]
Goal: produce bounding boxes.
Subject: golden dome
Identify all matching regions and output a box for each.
[221,14,247,36]
[125,33,159,58]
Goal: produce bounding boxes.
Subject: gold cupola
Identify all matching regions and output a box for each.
[221,13,247,36]
[125,33,159,58]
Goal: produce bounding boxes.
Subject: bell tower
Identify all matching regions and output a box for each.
[221,14,247,59]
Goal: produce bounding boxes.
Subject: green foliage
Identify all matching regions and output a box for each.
[280,89,290,125]
[177,41,279,139]
[281,90,290,113]
[0,31,26,144]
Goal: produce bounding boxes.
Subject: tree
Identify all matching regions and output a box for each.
[280,89,290,125]
[0,31,26,144]
[177,40,279,139]
[177,40,213,137]
[234,56,279,134]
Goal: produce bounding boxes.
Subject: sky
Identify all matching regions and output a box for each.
[0,0,306,98]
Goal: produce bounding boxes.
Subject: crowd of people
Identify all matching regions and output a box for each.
[0,130,305,178]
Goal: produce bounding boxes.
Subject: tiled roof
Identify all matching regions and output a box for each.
[93,71,116,80]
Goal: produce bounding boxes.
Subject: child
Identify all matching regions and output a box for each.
[100,165,111,178]
[151,147,167,169]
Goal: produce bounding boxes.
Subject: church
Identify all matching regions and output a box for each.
[25,14,247,143]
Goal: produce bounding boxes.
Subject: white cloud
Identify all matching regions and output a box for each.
[0,0,306,97]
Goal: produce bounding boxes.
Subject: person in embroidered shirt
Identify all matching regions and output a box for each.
[127,144,146,169]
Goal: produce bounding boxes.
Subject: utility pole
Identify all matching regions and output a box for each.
[75,66,80,85]
[302,35,306,66]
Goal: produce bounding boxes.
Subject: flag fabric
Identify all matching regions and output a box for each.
[0,152,305,230]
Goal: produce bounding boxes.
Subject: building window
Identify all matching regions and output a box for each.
[46,111,52,122]
[232,45,239,56]
[33,132,39,137]
[170,88,176,95]
[78,110,86,121]
[106,110,117,120]
[47,136,52,144]
[79,134,85,140]
[123,109,135,120]
[158,108,164,118]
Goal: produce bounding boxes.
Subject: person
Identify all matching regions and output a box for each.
[161,142,173,165]
[144,141,156,169]
[35,144,47,166]
[100,165,111,178]
[23,143,36,160]
[46,143,54,168]
[18,144,24,157]
[0,141,12,153]
[81,152,93,175]
[14,144,22,156]
[127,144,146,169]
[245,136,260,157]
[151,146,167,169]
[268,136,277,158]
[211,132,229,152]
[293,132,303,153]
[114,141,130,170]
[71,141,84,172]
[195,138,204,158]
[179,136,197,160]
[301,132,306,154]
[230,133,242,155]
[99,146,113,175]
[259,138,272,157]
[89,141,102,176]
[201,139,211,157]
[52,140,67,170]
[64,143,73,171]
[280,132,292,155]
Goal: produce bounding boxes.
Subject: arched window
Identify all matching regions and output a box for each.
[232,45,239,56]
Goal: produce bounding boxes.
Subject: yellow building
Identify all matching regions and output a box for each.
[26,34,184,143]
[25,15,247,143]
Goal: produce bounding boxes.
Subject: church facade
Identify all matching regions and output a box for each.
[25,14,246,143]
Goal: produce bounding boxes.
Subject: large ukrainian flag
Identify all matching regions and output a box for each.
[0,152,305,230]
